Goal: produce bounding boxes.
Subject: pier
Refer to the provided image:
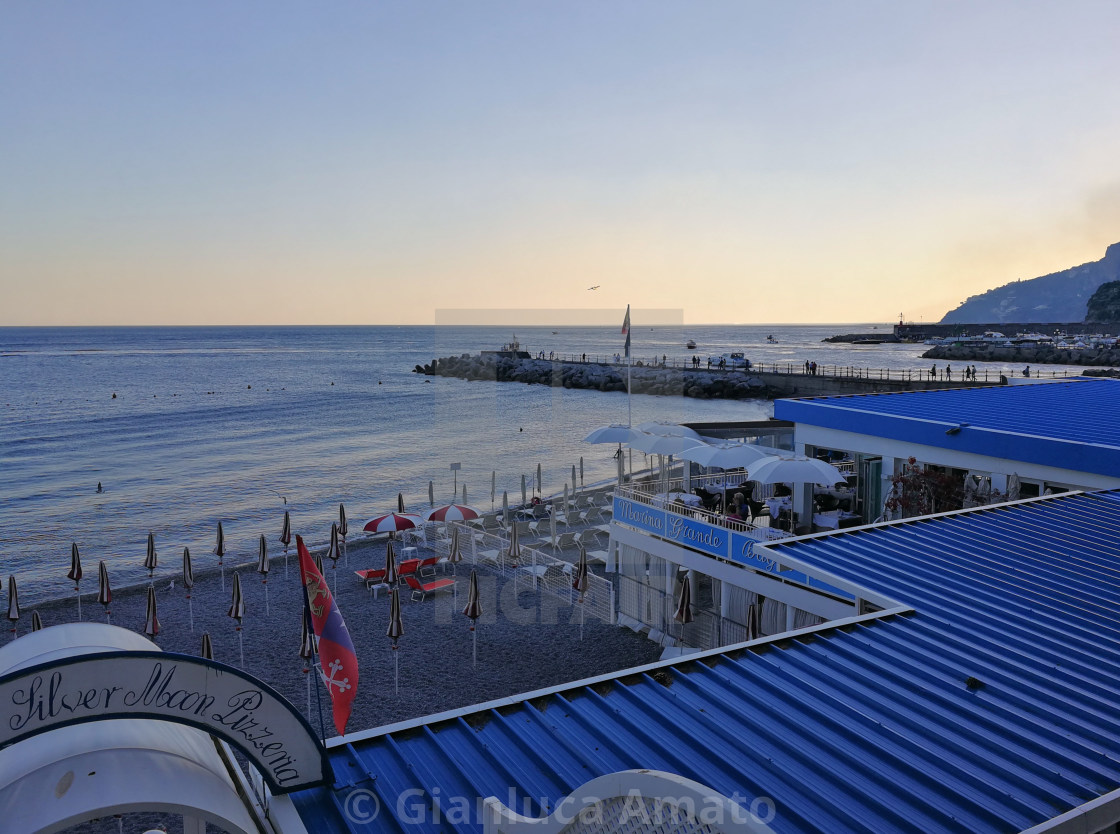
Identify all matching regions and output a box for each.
[415,354,992,399]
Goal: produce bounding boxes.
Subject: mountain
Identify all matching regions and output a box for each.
[941,242,1120,324]
[1086,280,1120,323]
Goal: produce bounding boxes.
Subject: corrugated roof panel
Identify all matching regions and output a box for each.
[289,491,1120,833]
[774,378,1120,476]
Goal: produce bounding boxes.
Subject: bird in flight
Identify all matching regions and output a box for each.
[587,285,600,291]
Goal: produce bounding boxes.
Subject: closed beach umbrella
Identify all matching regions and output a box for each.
[31,611,43,632]
[68,543,83,621]
[280,510,293,578]
[257,534,270,616]
[314,550,324,576]
[573,546,590,641]
[580,456,584,488]
[387,588,404,695]
[617,448,625,487]
[549,510,557,552]
[536,463,542,496]
[507,523,521,567]
[299,612,316,716]
[423,504,480,523]
[563,483,570,520]
[144,532,157,581]
[182,547,195,632]
[463,569,482,665]
[215,521,226,591]
[143,585,160,639]
[7,576,19,639]
[363,512,422,534]
[521,474,527,506]
[462,483,467,505]
[398,492,406,513]
[384,539,398,586]
[200,632,214,660]
[228,573,245,666]
[502,490,509,528]
[572,464,577,494]
[674,574,694,644]
[339,503,349,567]
[428,480,434,507]
[327,522,341,587]
[97,561,112,623]
[448,527,463,604]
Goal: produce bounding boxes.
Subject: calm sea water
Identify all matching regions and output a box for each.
[0,323,1077,602]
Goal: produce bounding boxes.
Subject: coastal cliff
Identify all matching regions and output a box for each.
[941,241,1120,324]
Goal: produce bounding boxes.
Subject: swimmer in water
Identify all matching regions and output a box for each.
[96,482,103,493]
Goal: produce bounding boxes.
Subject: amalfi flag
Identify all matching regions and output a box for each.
[622,304,631,358]
[297,535,358,736]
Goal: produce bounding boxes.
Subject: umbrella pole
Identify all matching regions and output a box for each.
[580,600,585,642]
[187,595,194,632]
[75,586,81,622]
[393,645,399,695]
[472,627,477,667]
[284,548,289,579]
[264,582,270,617]
[220,563,225,592]
[237,627,244,667]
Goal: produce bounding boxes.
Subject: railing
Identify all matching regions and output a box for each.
[615,481,792,542]
[523,353,1070,382]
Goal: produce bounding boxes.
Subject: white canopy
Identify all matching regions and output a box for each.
[678,442,776,470]
[747,455,846,487]
[635,421,702,440]
[583,424,635,444]
[626,431,707,456]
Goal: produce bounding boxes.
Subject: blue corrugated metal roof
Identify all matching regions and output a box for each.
[288,491,1120,833]
[773,378,1120,478]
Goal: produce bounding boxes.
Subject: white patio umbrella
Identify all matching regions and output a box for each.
[747,455,845,487]
[1008,472,1022,501]
[583,424,635,444]
[678,442,776,470]
[626,431,706,456]
[638,421,703,440]
[424,504,480,523]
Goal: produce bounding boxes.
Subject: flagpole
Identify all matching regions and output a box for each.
[625,304,633,481]
[302,585,327,741]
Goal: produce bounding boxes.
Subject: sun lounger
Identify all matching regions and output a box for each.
[417,555,442,577]
[356,568,389,598]
[405,574,456,602]
[398,559,421,578]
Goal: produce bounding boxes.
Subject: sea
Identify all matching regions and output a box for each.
[0,323,1080,603]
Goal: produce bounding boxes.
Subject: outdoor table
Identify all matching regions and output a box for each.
[652,492,701,509]
[813,510,861,531]
[765,497,791,518]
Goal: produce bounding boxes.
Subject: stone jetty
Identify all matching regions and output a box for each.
[415,354,981,399]
[923,343,1119,367]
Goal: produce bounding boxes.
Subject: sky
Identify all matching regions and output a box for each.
[3,1,1120,326]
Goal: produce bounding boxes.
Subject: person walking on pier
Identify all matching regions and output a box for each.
[930,364,936,380]
[946,364,952,380]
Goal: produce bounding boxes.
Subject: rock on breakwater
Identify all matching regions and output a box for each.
[923,343,1120,367]
[414,354,779,400]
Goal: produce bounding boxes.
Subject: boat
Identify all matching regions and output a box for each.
[481,334,532,359]
[766,335,778,343]
[717,352,749,369]
[686,340,697,349]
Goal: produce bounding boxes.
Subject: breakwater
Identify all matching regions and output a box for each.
[414,354,984,398]
[923,343,1118,367]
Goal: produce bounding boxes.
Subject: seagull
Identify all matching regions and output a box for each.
[587,285,600,290]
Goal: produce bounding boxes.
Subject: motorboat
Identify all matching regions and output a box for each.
[686,339,697,349]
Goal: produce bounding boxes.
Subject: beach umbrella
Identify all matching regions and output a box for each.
[638,421,703,440]
[583,424,636,444]
[339,503,349,567]
[747,455,845,487]
[536,463,542,496]
[502,490,509,528]
[6,577,19,639]
[143,585,160,639]
[507,522,521,568]
[31,611,43,632]
[563,483,570,521]
[97,561,112,623]
[200,632,214,660]
[144,532,157,583]
[580,456,584,488]
[398,492,406,513]
[363,512,422,534]
[617,447,625,487]
[463,570,482,666]
[314,549,324,576]
[299,610,316,717]
[228,573,245,666]
[384,539,399,586]
[573,546,589,640]
[462,483,467,505]
[257,534,270,616]
[280,510,292,578]
[678,442,775,470]
[428,480,434,507]
[215,521,226,591]
[491,470,496,510]
[424,504,480,523]
[448,527,463,604]
[745,597,762,641]
[521,474,527,506]
[182,547,195,632]
[68,543,83,621]
[572,464,577,494]
[627,431,705,456]
[327,522,341,590]
[674,574,694,644]
[387,588,404,695]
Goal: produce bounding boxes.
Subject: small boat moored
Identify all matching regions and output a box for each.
[686,339,697,349]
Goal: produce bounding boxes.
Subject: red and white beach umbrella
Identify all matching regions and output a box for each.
[363,513,422,534]
[97,561,112,623]
[423,504,480,523]
[183,547,195,632]
[144,532,157,582]
[143,585,160,639]
[68,543,83,621]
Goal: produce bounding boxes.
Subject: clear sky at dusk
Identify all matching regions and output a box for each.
[4,1,1120,325]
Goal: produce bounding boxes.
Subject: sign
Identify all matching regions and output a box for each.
[450,463,461,471]
[0,651,330,794]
